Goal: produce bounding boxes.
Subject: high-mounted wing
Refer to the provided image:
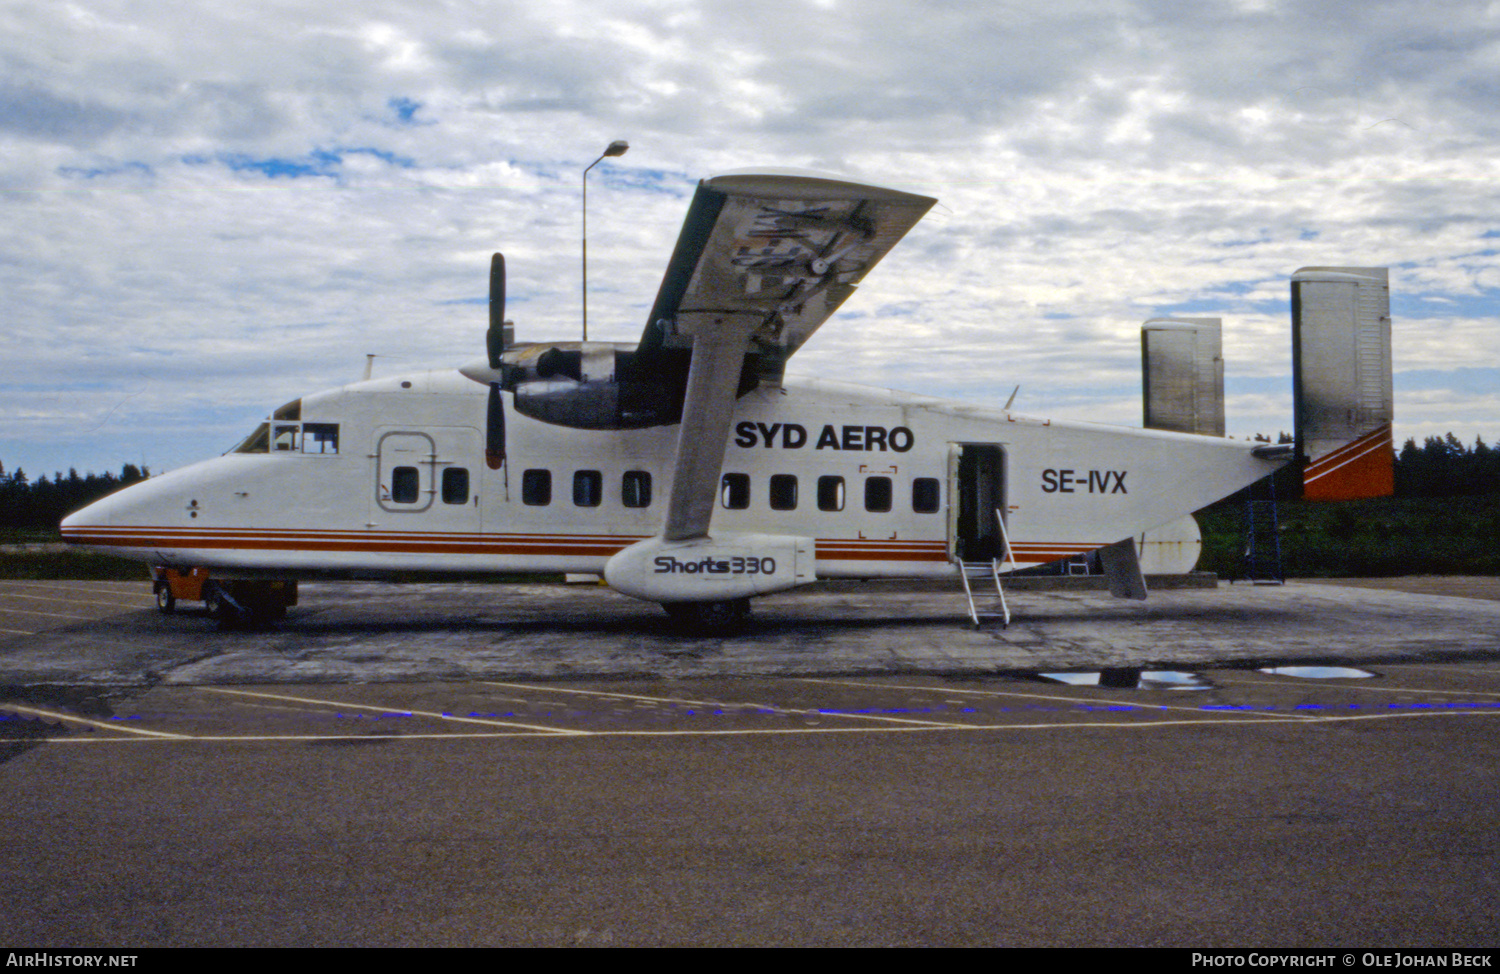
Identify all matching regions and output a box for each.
[633,169,938,390]
[642,170,937,543]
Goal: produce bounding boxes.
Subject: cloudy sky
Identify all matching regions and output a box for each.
[3,0,1498,479]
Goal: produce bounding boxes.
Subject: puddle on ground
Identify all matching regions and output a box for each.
[1258,665,1376,680]
[1038,668,1211,690]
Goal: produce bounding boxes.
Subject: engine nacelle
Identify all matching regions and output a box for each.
[461,341,692,430]
[604,534,816,603]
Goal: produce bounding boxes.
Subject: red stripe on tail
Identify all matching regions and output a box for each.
[1303,425,1394,501]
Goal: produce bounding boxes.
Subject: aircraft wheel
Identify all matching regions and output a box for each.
[203,584,227,619]
[662,598,751,634]
[154,583,176,614]
[245,582,291,626]
[204,584,246,628]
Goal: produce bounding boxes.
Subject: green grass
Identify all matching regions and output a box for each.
[1199,494,1500,578]
[0,528,65,545]
[0,528,149,580]
[0,550,153,581]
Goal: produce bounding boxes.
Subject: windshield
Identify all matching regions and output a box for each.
[232,420,339,455]
[233,422,270,454]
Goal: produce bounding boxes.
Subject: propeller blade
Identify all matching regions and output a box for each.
[485,381,506,470]
[486,252,506,370]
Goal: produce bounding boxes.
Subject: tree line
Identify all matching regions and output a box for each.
[0,462,150,532]
[1395,434,1500,497]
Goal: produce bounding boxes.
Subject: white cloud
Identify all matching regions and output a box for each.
[2,0,1498,478]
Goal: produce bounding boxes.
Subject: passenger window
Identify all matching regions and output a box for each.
[272,424,300,452]
[303,423,339,454]
[442,468,469,505]
[574,470,603,507]
[622,471,652,508]
[522,469,551,506]
[769,474,798,511]
[391,466,420,504]
[865,476,892,513]
[913,477,941,514]
[721,473,750,510]
[817,476,844,512]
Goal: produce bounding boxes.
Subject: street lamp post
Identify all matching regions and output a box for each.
[582,140,629,341]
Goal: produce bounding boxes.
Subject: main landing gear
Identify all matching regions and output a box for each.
[202,581,293,628]
[660,597,751,634]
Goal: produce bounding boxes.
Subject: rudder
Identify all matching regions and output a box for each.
[1291,266,1394,501]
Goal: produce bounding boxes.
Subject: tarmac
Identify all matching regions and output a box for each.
[1,575,1498,685]
[2,575,1499,947]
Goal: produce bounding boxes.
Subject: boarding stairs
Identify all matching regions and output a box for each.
[1238,476,1285,585]
[958,511,1019,628]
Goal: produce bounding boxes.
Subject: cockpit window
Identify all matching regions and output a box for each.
[272,399,302,421]
[303,423,339,454]
[234,423,270,454]
[232,420,339,455]
[272,424,300,452]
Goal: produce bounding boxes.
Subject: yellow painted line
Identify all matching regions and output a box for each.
[796,676,1322,720]
[0,607,93,620]
[1293,682,1500,699]
[19,708,1500,744]
[1371,663,1500,680]
[0,627,35,635]
[200,687,588,736]
[1,581,151,596]
[483,680,969,728]
[0,592,153,609]
[0,702,188,739]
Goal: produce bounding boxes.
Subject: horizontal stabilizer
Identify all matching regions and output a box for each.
[1292,267,1394,501]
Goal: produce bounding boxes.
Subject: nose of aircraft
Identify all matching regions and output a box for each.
[58,465,188,554]
[60,481,134,549]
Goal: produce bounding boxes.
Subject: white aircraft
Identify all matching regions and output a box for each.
[60,170,1394,630]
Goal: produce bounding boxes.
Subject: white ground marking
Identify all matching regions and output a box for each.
[200,686,589,736]
[0,702,189,739]
[0,607,92,620]
[1282,683,1500,699]
[482,680,969,728]
[1230,669,1500,698]
[17,711,1500,745]
[0,591,154,609]
[3,580,153,598]
[1351,663,1500,681]
[794,676,1324,721]
[10,678,1498,747]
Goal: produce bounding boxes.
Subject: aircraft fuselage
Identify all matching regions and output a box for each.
[62,369,1279,582]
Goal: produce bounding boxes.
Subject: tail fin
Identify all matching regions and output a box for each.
[1141,317,1225,436]
[1291,266,1394,501]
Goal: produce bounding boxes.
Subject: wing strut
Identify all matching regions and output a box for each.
[662,313,760,541]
